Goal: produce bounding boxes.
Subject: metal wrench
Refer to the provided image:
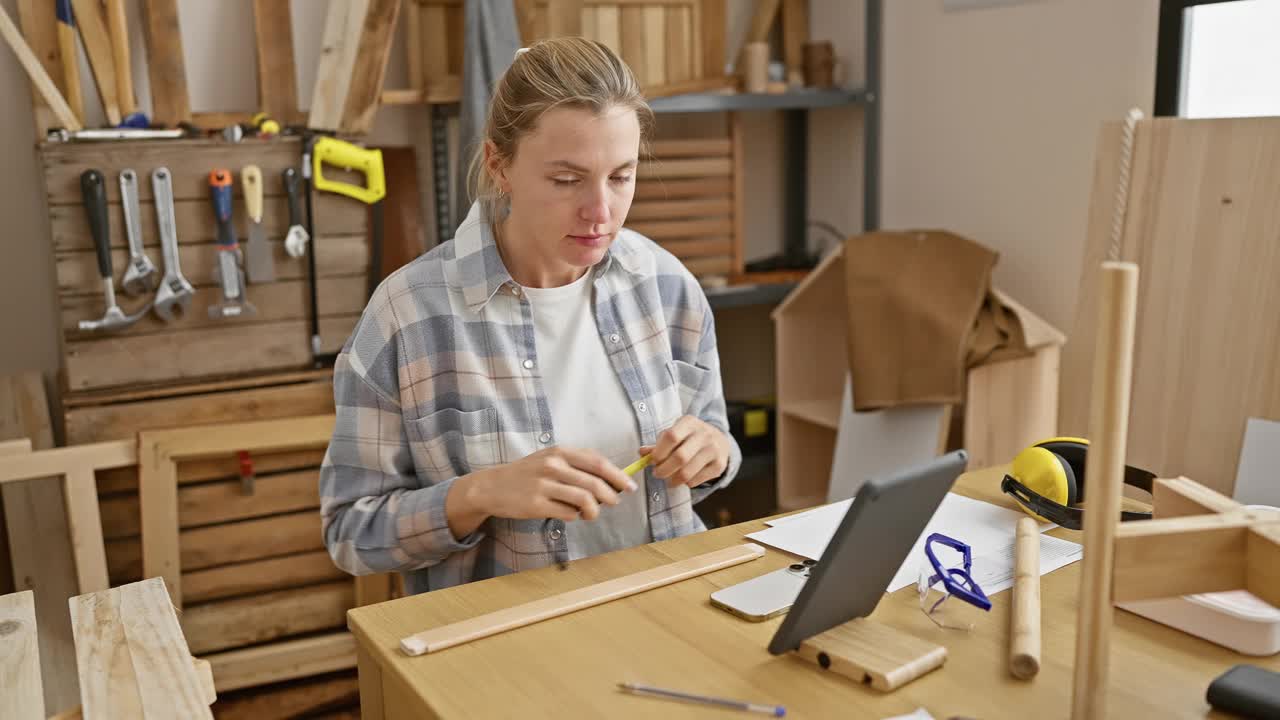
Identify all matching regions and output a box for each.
[119,169,158,295]
[151,167,195,322]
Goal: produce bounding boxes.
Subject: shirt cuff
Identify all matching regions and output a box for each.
[399,476,487,560]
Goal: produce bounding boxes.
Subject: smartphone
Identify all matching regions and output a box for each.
[710,559,817,621]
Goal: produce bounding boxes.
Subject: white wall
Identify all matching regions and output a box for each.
[881,0,1160,333]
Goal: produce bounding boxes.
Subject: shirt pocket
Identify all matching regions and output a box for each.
[661,359,712,426]
[406,407,501,479]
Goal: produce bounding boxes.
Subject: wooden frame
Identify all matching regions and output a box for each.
[138,414,337,607]
[0,440,135,595]
[1068,261,1280,719]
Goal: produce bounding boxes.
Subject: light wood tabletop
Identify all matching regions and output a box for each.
[347,466,1276,719]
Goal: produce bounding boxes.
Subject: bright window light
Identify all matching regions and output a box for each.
[1181,0,1280,118]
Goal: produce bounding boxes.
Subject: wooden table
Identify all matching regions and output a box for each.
[348,467,1277,718]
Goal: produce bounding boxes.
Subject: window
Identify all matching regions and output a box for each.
[1155,0,1280,118]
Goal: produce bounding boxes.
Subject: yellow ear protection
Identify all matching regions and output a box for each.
[1000,437,1156,530]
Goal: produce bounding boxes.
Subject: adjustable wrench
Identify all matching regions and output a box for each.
[151,167,195,321]
[119,169,158,295]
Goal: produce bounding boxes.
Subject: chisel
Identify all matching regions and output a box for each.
[208,170,256,319]
[241,164,274,282]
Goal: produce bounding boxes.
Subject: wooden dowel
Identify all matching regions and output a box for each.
[1071,261,1140,720]
[1010,516,1041,680]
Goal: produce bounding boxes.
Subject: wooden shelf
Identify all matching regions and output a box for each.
[782,398,841,431]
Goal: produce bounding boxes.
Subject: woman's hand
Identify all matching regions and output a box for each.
[446,447,637,539]
[641,415,731,489]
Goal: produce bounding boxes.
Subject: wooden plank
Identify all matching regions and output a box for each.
[745,0,781,43]
[0,442,136,485]
[63,467,109,593]
[56,233,368,296]
[595,6,619,52]
[309,0,369,131]
[206,633,356,693]
[781,0,807,85]
[99,469,321,540]
[700,0,725,78]
[729,110,744,275]
[0,590,44,720]
[620,6,647,85]
[1061,117,1280,497]
[649,137,731,157]
[1112,513,1251,602]
[51,192,364,252]
[665,5,691,84]
[71,578,213,719]
[15,0,74,136]
[445,3,464,73]
[182,581,352,655]
[1153,476,1242,519]
[68,380,334,446]
[69,0,121,125]
[140,0,190,125]
[62,276,367,338]
[1247,523,1280,608]
[146,413,335,460]
[41,139,305,205]
[633,176,732,199]
[547,0,583,36]
[405,1,424,90]
[627,197,732,220]
[96,448,326,496]
[627,217,732,238]
[642,7,666,87]
[401,543,765,655]
[421,4,448,80]
[340,0,403,134]
[640,157,732,179]
[210,671,358,720]
[0,373,80,715]
[109,510,326,585]
[63,315,358,392]
[183,551,346,605]
[252,0,301,126]
[654,237,733,258]
[138,436,181,605]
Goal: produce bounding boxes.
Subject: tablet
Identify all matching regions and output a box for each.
[767,449,968,655]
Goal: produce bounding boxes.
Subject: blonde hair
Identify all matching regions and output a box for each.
[468,37,655,223]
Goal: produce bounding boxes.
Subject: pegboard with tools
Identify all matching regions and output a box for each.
[41,136,373,395]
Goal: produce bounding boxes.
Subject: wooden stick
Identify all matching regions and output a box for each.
[70,0,122,125]
[400,543,767,656]
[1071,261,1139,720]
[0,3,82,130]
[105,0,135,115]
[1010,516,1040,680]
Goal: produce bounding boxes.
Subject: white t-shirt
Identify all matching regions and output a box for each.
[521,269,650,560]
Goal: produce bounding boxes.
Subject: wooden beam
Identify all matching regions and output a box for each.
[308,0,368,131]
[1,3,81,132]
[70,0,122,125]
[70,578,214,719]
[205,632,357,692]
[0,441,136,484]
[1152,476,1242,519]
[0,590,44,720]
[1112,513,1252,602]
[140,0,191,125]
[1247,522,1280,608]
[62,467,108,593]
[252,0,301,126]
[340,0,403,134]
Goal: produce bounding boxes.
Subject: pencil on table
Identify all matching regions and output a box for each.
[1010,516,1041,679]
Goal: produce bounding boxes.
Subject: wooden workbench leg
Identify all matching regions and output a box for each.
[357,645,385,720]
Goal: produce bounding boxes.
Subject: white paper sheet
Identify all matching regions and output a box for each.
[746,494,1056,593]
[966,534,1082,596]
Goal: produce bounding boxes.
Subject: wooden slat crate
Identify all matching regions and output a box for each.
[40,138,370,395]
[401,0,727,102]
[633,122,744,279]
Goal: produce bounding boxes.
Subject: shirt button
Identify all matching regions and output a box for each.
[511,285,522,296]
[609,333,620,343]
[539,432,552,443]
[549,527,562,540]
[522,359,534,370]
[637,401,647,413]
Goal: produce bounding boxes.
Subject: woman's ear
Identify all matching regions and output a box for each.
[483,140,511,195]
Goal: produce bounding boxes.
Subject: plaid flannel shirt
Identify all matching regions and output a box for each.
[319,202,742,595]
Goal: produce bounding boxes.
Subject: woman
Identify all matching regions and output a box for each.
[319,37,741,595]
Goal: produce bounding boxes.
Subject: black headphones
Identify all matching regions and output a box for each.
[1000,437,1156,530]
